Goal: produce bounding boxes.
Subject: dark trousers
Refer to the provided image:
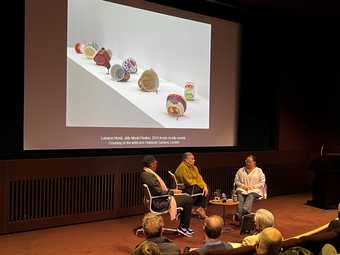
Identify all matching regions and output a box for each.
[174,194,193,228]
[183,185,208,209]
[236,191,260,218]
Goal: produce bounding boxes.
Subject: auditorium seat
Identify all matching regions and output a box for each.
[298,229,340,252]
[185,245,255,255]
[184,229,340,255]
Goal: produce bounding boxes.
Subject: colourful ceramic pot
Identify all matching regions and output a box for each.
[138,69,159,92]
[110,64,129,82]
[94,47,111,67]
[184,82,195,101]
[166,94,187,117]
[74,42,84,54]
[83,42,99,59]
[122,57,137,74]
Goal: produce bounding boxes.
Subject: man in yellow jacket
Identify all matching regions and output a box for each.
[175,152,208,219]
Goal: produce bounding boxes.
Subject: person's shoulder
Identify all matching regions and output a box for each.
[175,161,185,172]
[242,233,260,246]
[256,167,264,172]
[141,171,152,180]
[222,242,233,249]
[196,242,232,254]
[140,171,148,177]
[237,167,245,173]
[156,237,180,254]
[195,246,207,255]
[159,237,174,243]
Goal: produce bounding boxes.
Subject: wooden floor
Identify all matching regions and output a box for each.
[0,193,336,255]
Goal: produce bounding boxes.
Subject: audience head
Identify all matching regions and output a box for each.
[328,219,340,231]
[203,215,224,240]
[256,227,283,255]
[255,209,275,231]
[320,244,337,255]
[245,154,257,169]
[143,155,158,171]
[182,152,195,165]
[133,240,160,255]
[281,246,314,255]
[142,213,164,238]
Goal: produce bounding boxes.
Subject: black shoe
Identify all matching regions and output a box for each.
[177,226,193,237]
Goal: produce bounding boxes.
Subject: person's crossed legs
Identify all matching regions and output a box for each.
[235,192,260,221]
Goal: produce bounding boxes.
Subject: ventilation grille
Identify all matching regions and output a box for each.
[8,174,115,223]
[7,168,236,224]
[120,171,143,209]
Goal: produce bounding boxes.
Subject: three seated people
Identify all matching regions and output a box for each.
[141,153,266,238]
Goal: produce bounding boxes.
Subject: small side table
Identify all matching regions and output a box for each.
[209,199,239,233]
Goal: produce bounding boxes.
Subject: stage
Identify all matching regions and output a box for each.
[0,193,336,255]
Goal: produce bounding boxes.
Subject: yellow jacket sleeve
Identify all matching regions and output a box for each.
[175,161,206,189]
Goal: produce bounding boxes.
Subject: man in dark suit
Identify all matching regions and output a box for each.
[141,155,194,237]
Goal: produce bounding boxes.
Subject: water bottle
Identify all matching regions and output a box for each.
[232,189,238,202]
[221,193,227,202]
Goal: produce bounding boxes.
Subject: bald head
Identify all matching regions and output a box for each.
[256,227,283,255]
[204,215,224,239]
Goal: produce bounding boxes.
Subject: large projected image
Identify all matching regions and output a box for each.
[67,0,211,129]
[24,0,239,150]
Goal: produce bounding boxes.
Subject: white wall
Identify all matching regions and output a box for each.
[67,0,211,99]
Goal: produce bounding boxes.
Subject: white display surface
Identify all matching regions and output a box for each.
[68,0,212,99]
[67,47,209,129]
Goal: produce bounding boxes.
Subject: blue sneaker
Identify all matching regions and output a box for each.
[177,226,193,237]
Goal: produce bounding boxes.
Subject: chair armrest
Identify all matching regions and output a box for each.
[152,194,171,199]
[191,192,204,197]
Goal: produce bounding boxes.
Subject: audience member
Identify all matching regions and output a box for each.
[327,203,340,231]
[256,227,283,255]
[195,215,233,254]
[133,240,160,255]
[242,209,275,246]
[320,244,338,255]
[281,246,314,255]
[136,213,180,255]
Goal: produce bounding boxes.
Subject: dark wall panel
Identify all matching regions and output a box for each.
[0,150,312,234]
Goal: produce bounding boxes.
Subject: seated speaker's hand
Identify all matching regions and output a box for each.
[172,189,182,194]
[203,185,209,197]
[243,185,250,191]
